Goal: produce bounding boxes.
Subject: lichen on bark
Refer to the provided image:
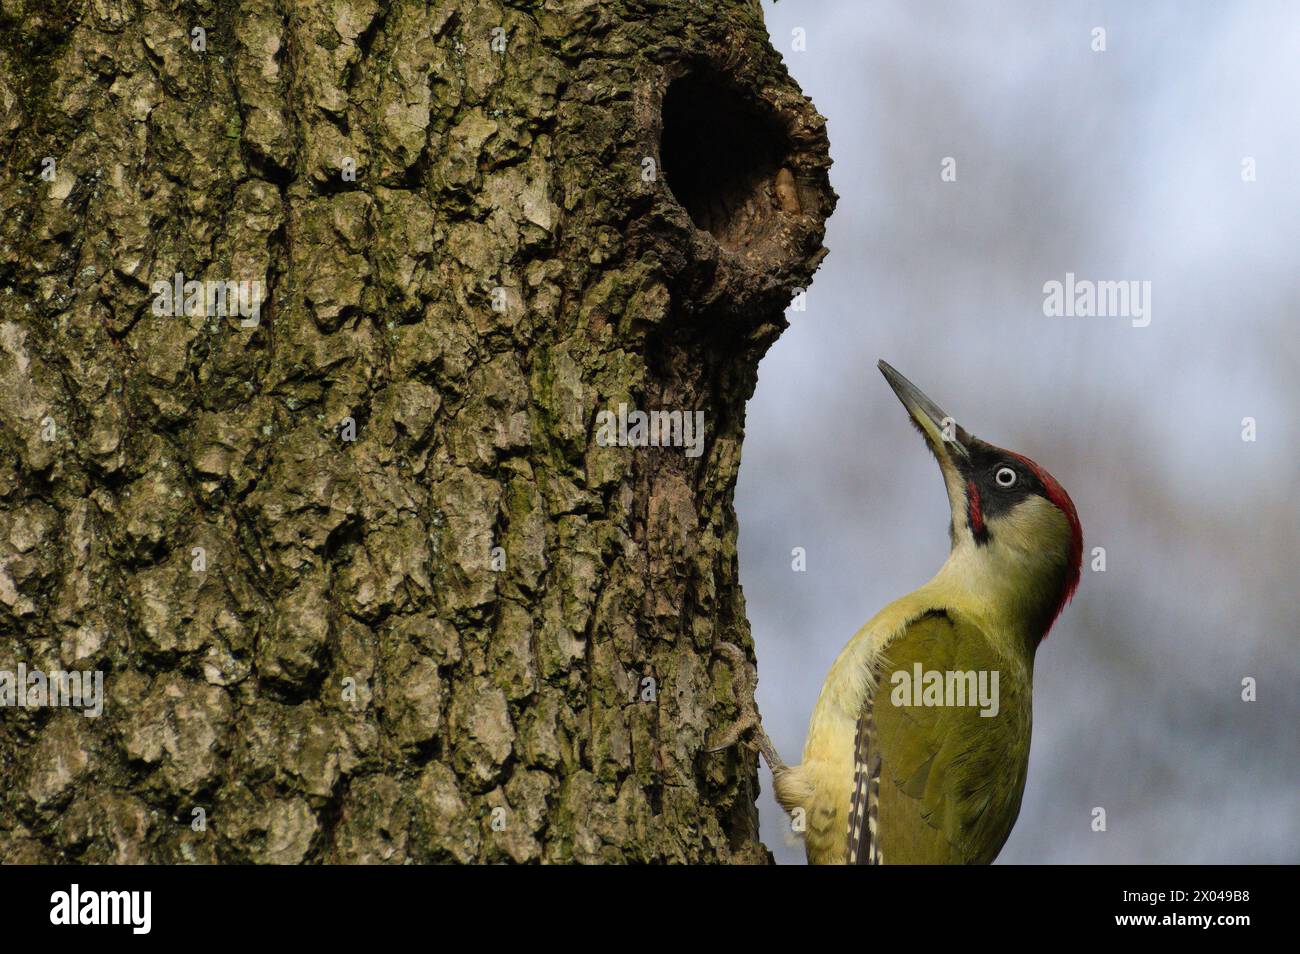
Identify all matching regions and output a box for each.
[0,0,834,863]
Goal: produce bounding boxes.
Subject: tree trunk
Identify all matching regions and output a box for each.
[0,0,833,863]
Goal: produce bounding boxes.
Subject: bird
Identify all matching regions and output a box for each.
[749,360,1082,864]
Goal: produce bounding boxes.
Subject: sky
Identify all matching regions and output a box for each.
[741,0,1300,864]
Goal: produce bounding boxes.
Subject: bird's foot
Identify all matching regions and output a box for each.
[705,641,786,774]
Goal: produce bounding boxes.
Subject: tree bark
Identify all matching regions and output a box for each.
[0,0,833,863]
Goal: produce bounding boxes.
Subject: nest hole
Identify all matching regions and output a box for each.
[660,69,794,251]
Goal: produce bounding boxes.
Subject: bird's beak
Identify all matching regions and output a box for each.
[878,360,972,519]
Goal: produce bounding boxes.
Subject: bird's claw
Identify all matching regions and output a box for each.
[705,641,786,772]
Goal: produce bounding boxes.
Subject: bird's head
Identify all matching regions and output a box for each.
[878,360,1082,645]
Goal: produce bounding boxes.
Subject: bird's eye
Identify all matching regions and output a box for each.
[994,466,1017,488]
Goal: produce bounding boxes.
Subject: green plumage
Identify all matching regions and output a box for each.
[858,610,1033,864]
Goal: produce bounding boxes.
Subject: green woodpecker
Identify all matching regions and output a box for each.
[760,361,1082,864]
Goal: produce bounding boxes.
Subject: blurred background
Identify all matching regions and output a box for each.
[741,0,1300,863]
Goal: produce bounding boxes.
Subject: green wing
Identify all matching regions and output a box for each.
[849,609,1033,865]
